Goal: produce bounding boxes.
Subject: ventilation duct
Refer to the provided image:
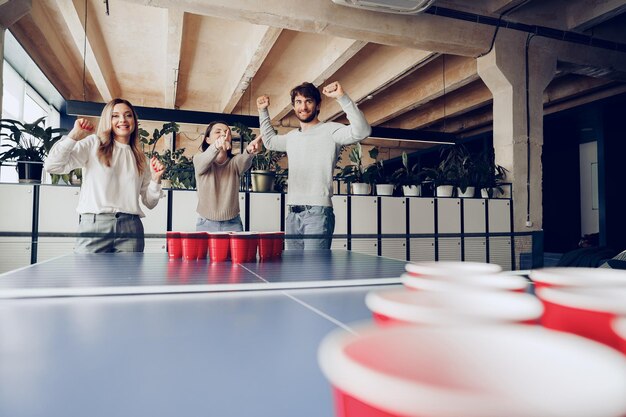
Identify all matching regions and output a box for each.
[331,0,436,14]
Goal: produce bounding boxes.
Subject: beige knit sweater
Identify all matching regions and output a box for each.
[193,144,254,221]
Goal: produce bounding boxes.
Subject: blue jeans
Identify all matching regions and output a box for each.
[286,206,334,250]
[196,214,243,232]
[75,213,145,253]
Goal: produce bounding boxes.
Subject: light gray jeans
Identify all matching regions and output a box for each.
[75,212,145,253]
[286,206,335,250]
[196,214,244,232]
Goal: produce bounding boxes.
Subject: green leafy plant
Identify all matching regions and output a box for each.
[337,143,380,184]
[362,147,390,185]
[391,152,423,188]
[473,148,508,197]
[233,122,285,172]
[0,117,67,163]
[51,168,82,185]
[421,145,470,188]
[139,122,179,157]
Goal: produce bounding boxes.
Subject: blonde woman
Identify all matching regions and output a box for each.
[45,98,165,252]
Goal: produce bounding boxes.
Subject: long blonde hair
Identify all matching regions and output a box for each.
[96,98,146,175]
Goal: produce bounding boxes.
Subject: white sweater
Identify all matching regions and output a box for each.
[259,94,371,206]
[44,135,162,217]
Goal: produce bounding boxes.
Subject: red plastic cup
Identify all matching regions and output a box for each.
[208,232,230,262]
[613,317,626,355]
[530,267,626,289]
[405,261,502,277]
[401,272,529,293]
[181,233,199,260]
[536,286,626,350]
[197,232,209,259]
[230,232,256,263]
[273,231,284,257]
[258,233,276,260]
[166,231,182,259]
[319,324,626,417]
[365,288,543,326]
[247,233,258,262]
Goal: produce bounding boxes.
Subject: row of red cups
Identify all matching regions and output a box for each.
[166,231,284,262]
[318,261,626,417]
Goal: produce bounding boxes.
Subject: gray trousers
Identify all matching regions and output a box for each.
[75,213,145,253]
[285,206,335,250]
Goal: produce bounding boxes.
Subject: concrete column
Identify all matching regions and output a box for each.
[0,28,4,116]
[477,29,556,232]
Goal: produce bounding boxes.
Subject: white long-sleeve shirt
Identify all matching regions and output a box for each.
[259,94,371,207]
[44,135,162,217]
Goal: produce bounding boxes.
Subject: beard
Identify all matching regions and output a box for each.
[296,108,319,123]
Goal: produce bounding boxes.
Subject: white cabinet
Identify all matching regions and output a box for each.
[438,237,461,261]
[464,237,487,263]
[0,237,31,274]
[331,195,348,250]
[463,199,486,233]
[488,200,511,233]
[171,190,198,232]
[409,198,435,262]
[437,198,461,233]
[350,196,378,255]
[489,236,512,271]
[0,184,33,232]
[249,193,281,232]
[39,186,81,233]
[381,197,406,260]
[240,193,247,229]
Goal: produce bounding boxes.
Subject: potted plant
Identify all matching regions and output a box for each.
[50,168,82,186]
[362,148,393,196]
[233,122,286,193]
[421,146,463,197]
[152,148,195,189]
[0,117,67,183]
[473,148,508,198]
[337,143,375,195]
[391,151,423,196]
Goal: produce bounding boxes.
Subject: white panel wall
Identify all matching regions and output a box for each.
[171,190,198,232]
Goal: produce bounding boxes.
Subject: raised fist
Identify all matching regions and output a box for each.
[322,81,344,99]
[257,95,270,110]
[68,118,95,141]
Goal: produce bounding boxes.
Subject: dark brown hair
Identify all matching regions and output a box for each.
[201,120,233,158]
[290,82,322,107]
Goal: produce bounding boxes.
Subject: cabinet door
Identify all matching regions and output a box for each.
[409,198,435,234]
[437,198,461,233]
[380,197,406,260]
[0,237,31,273]
[489,236,512,271]
[239,193,247,230]
[381,238,406,261]
[438,237,461,261]
[0,184,33,232]
[410,238,435,262]
[350,196,378,255]
[464,237,487,263]
[171,190,198,232]
[463,199,486,234]
[141,191,168,234]
[37,237,75,262]
[250,193,281,232]
[488,200,511,233]
[39,186,81,233]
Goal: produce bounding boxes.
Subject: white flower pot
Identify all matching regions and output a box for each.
[351,182,371,195]
[457,186,475,198]
[161,179,172,189]
[436,185,454,197]
[402,185,421,197]
[376,184,394,196]
[481,187,502,198]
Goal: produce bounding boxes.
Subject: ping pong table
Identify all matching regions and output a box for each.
[0,250,406,417]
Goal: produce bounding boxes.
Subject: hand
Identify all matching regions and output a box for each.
[150,156,165,182]
[214,135,232,152]
[322,81,344,99]
[246,136,264,154]
[68,118,94,141]
[256,95,270,110]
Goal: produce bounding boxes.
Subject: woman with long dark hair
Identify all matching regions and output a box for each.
[193,121,262,232]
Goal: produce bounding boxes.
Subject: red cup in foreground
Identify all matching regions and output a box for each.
[536,286,626,350]
[405,261,502,277]
[166,231,182,259]
[318,324,626,417]
[529,267,626,289]
[196,232,209,259]
[401,272,529,293]
[365,288,543,326]
[258,232,276,260]
[612,317,626,355]
[230,232,258,263]
[208,232,230,262]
